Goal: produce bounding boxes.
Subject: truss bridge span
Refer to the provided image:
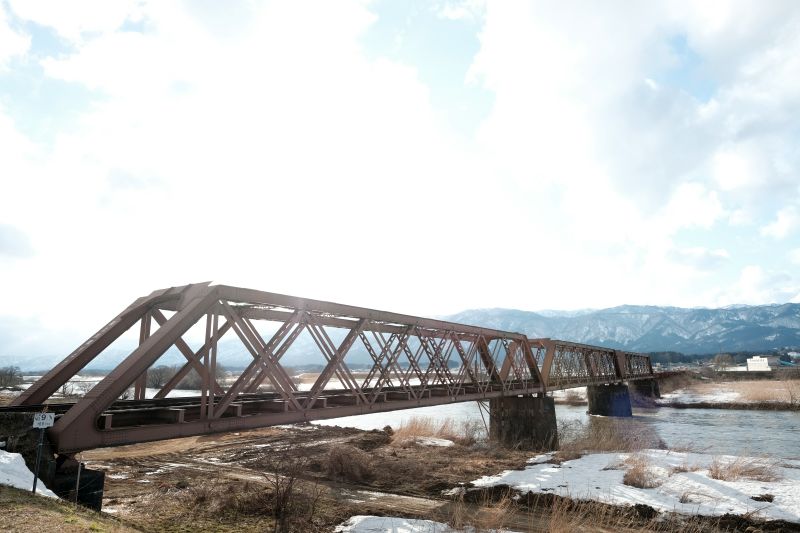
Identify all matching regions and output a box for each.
[8,283,657,453]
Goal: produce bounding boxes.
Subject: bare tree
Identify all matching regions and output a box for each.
[147,365,178,388]
[713,353,733,370]
[0,366,22,387]
[178,363,227,390]
[59,381,75,398]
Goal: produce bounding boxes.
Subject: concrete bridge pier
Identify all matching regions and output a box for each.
[587,383,633,417]
[630,378,661,399]
[489,395,558,451]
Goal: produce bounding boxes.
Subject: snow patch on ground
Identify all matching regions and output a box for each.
[550,387,587,400]
[659,388,741,403]
[527,453,554,465]
[471,449,800,523]
[335,515,518,532]
[0,450,57,498]
[411,437,455,447]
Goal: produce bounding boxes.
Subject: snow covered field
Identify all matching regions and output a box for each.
[659,388,741,403]
[0,450,57,498]
[469,449,800,523]
[659,380,800,405]
[335,515,517,533]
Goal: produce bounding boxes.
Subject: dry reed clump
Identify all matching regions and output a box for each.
[557,417,663,456]
[621,454,663,489]
[390,416,484,446]
[326,445,373,482]
[708,456,781,482]
[447,488,518,532]
[734,380,800,403]
[670,462,701,475]
[174,480,272,517]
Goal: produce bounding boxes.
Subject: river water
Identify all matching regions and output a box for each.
[316,402,800,460]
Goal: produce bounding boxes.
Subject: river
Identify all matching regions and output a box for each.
[316,402,800,460]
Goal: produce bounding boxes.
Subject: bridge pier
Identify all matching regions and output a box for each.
[489,395,558,451]
[587,383,632,417]
[630,378,661,398]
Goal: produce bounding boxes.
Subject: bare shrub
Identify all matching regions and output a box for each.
[58,381,76,398]
[262,453,307,532]
[178,481,270,516]
[708,456,781,482]
[621,454,662,489]
[455,419,485,446]
[783,378,800,405]
[326,445,373,482]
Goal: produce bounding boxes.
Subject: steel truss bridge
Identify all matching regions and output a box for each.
[8,283,655,453]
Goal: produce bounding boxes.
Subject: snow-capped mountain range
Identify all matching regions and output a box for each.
[5,303,799,371]
[445,303,800,354]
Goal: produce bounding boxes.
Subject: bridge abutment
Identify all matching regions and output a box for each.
[630,378,661,398]
[587,383,632,417]
[489,395,558,451]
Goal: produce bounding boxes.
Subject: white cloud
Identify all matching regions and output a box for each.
[1,0,800,350]
[714,265,800,306]
[7,0,144,42]
[760,207,799,239]
[0,3,29,69]
[668,247,730,270]
[436,0,485,21]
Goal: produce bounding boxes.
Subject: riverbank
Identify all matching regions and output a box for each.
[464,449,800,524]
[2,415,798,532]
[657,378,800,411]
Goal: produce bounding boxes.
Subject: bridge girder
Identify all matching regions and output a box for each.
[9,283,654,453]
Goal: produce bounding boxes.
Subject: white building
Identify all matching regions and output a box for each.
[747,355,779,371]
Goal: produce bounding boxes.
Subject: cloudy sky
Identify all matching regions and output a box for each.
[1,0,799,357]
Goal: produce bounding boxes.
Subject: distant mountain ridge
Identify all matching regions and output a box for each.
[445,303,800,354]
[5,303,800,372]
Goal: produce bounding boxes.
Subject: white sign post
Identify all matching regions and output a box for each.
[31,413,54,494]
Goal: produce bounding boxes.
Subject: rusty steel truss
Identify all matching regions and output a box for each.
[9,283,654,453]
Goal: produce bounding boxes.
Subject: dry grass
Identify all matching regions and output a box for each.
[0,485,138,533]
[670,461,701,475]
[675,379,800,403]
[557,417,664,456]
[542,494,732,533]
[621,454,663,489]
[708,456,782,482]
[390,416,483,446]
[737,380,800,403]
[326,445,373,483]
